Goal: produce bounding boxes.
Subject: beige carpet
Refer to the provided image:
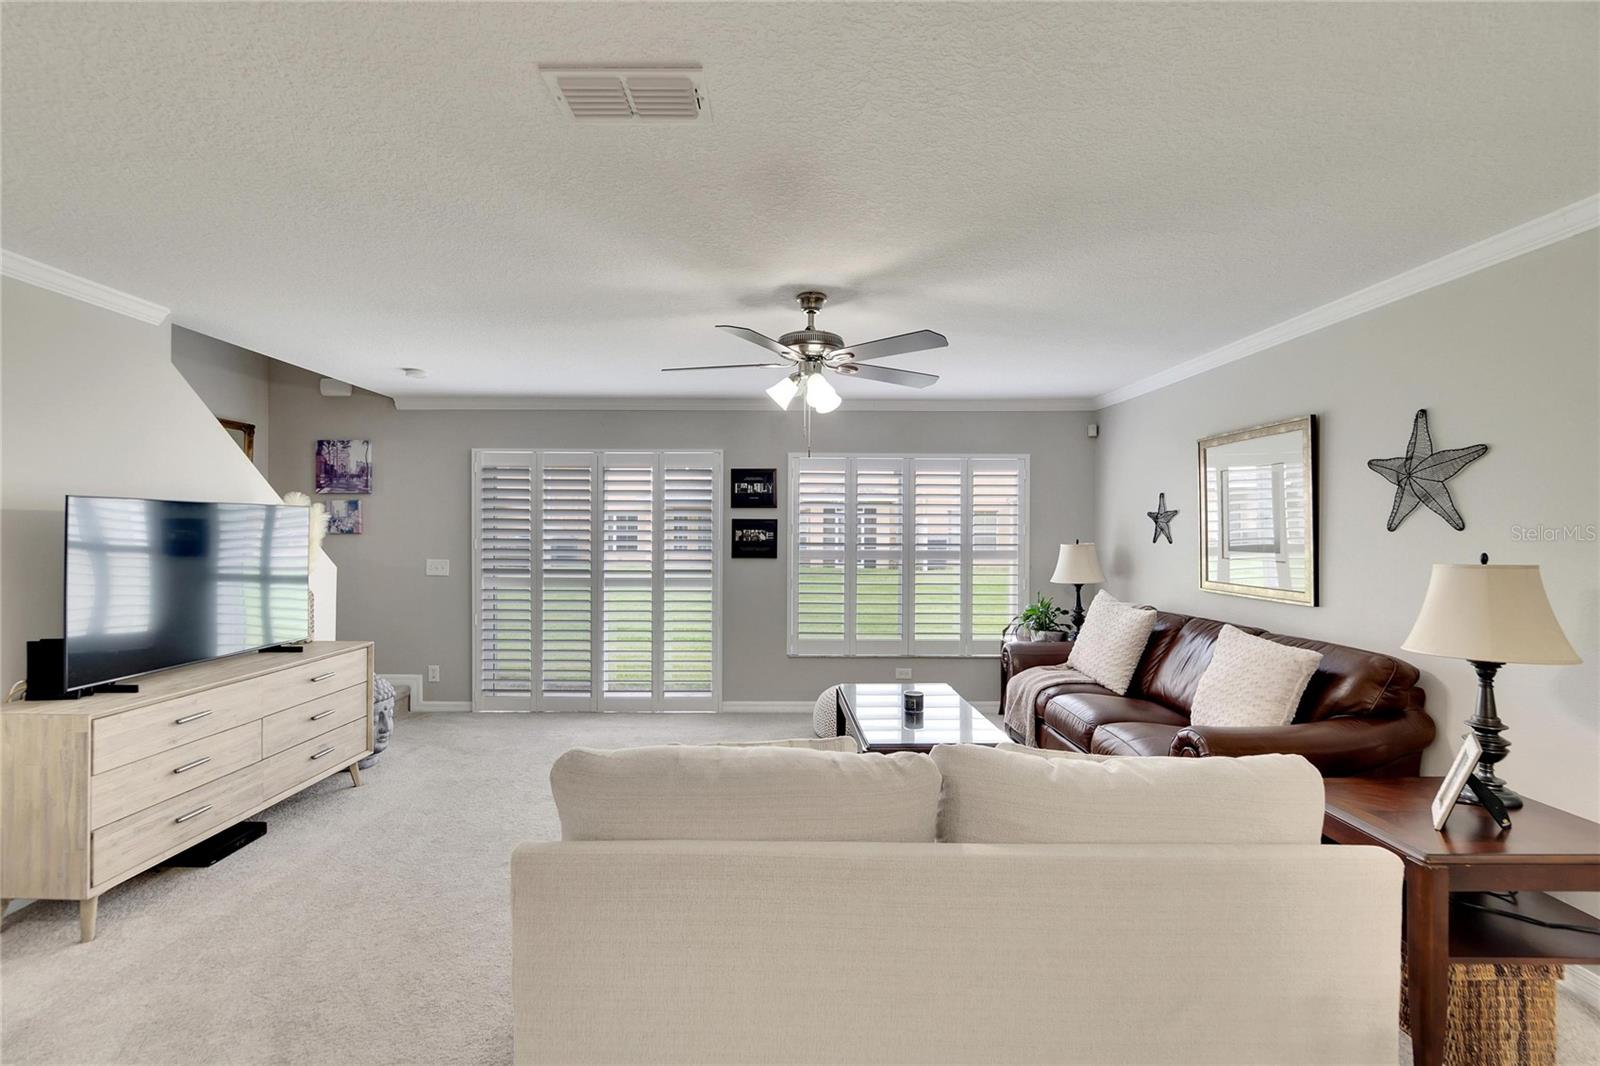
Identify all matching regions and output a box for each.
[1,711,1595,1065]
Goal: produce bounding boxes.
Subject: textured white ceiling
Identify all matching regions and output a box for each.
[3,2,1596,402]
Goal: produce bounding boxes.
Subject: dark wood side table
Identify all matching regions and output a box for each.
[1322,777,1600,1066]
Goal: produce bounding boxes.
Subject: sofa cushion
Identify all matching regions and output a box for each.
[1090,721,1183,758]
[1042,692,1188,751]
[1190,625,1325,729]
[552,745,939,842]
[996,740,1114,762]
[1066,591,1158,695]
[929,743,1325,844]
[707,736,860,751]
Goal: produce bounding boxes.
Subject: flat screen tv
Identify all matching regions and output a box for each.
[64,496,311,691]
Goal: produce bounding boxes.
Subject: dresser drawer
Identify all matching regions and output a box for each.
[91,721,262,829]
[90,649,367,773]
[261,718,368,802]
[92,764,262,887]
[263,684,367,757]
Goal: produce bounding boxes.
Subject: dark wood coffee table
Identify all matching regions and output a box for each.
[1322,777,1600,1066]
[835,683,1006,753]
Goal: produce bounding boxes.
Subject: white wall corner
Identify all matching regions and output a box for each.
[0,250,171,325]
[1095,194,1600,409]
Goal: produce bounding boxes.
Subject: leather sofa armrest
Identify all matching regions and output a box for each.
[1170,706,1436,777]
[1000,640,1075,702]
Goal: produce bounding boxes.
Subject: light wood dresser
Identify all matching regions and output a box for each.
[1,641,373,941]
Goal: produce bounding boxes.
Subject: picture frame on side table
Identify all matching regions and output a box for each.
[1432,734,1512,831]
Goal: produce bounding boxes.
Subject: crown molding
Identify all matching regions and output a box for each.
[0,250,171,325]
[390,394,1097,412]
[1095,194,1600,409]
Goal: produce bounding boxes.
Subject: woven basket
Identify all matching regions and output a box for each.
[1400,953,1561,1066]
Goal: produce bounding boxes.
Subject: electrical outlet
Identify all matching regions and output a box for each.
[425,559,450,576]
[894,667,913,681]
[427,665,441,683]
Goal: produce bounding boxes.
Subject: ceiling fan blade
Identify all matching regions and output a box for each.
[661,362,789,372]
[837,362,939,388]
[830,329,947,363]
[715,325,799,360]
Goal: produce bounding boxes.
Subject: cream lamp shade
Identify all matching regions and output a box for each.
[1050,542,1104,586]
[1402,564,1580,665]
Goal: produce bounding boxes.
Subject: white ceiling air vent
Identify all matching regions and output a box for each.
[539,65,710,123]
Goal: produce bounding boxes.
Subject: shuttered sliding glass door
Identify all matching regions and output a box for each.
[472,449,721,711]
[788,454,1027,657]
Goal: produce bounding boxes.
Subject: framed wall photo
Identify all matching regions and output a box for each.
[219,418,256,461]
[731,467,777,508]
[325,499,364,535]
[316,439,373,494]
[731,518,778,559]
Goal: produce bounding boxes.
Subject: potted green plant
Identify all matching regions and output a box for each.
[1007,594,1068,642]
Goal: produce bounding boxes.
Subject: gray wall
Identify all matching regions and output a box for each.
[1094,232,1599,835]
[171,325,272,474]
[265,364,1098,703]
[0,278,286,691]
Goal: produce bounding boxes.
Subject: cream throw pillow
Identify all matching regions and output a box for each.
[931,743,1324,844]
[1189,625,1324,729]
[551,744,938,842]
[1066,590,1157,695]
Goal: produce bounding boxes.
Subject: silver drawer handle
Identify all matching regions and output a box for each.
[309,672,336,683]
[310,745,337,760]
[309,707,338,721]
[172,756,211,774]
[174,710,213,725]
[174,803,214,824]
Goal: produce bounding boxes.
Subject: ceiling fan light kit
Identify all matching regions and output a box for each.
[661,290,948,447]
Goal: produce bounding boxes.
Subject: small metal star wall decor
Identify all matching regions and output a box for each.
[1367,409,1488,532]
[1147,492,1178,544]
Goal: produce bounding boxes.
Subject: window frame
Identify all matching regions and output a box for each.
[787,452,1028,659]
[471,448,723,713]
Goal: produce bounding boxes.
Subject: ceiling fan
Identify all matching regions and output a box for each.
[661,290,947,413]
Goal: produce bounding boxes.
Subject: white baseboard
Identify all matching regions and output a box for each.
[381,674,471,712]
[719,701,813,714]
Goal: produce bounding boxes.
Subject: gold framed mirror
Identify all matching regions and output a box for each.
[1198,415,1317,605]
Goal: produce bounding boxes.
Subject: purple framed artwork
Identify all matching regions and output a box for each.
[325,499,364,535]
[315,439,372,494]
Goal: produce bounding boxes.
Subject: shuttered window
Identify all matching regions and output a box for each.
[790,454,1026,657]
[472,449,720,711]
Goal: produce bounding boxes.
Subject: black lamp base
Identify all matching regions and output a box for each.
[1460,660,1524,811]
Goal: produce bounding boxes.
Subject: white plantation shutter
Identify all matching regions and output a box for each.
[538,453,596,703]
[790,456,848,654]
[472,451,535,709]
[661,454,718,706]
[853,458,906,654]
[969,459,1025,650]
[601,455,656,706]
[472,449,720,711]
[911,458,966,653]
[790,454,1026,657]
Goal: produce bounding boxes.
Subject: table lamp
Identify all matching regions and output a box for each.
[1051,541,1104,635]
[1402,555,1580,809]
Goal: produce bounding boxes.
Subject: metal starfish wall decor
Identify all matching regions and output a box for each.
[1147,492,1178,544]
[1367,409,1488,531]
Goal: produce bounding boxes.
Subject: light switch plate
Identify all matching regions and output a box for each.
[894,668,913,681]
[425,559,450,576]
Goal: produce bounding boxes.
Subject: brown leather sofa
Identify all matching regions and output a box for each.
[1000,610,1435,776]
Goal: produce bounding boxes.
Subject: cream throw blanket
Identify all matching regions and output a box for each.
[1003,664,1093,746]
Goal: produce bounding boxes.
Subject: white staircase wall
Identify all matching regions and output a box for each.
[0,274,336,691]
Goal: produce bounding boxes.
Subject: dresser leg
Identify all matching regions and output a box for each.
[347,762,362,787]
[79,898,97,943]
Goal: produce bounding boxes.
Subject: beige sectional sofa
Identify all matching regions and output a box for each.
[512,742,1403,1065]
